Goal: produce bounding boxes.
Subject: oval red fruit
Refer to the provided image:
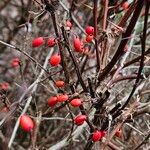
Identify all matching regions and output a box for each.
[32,37,44,48]
[47,38,56,47]
[20,114,34,132]
[92,130,102,142]
[48,96,58,107]
[55,80,65,88]
[122,2,129,10]
[85,26,94,35]
[70,98,82,107]
[73,37,83,52]
[57,94,68,102]
[74,115,87,126]
[86,35,94,43]
[11,58,20,67]
[0,82,10,91]
[49,54,61,66]
[66,20,72,28]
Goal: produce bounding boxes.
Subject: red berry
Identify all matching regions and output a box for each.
[55,80,65,88]
[0,82,10,91]
[11,58,20,67]
[48,96,58,107]
[32,37,44,48]
[85,26,94,35]
[115,129,122,138]
[66,20,72,28]
[57,94,69,102]
[74,115,87,126]
[20,114,34,132]
[86,35,94,43]
[73,37,83,52]
[49,54,61,66]
[70,98,82,107]
[47,38,56,47]
[122,2,129,10]
[92,131,102,142]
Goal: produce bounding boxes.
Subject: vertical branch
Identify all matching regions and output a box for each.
[119,0,149,111]
[50,12,70,83]
[102,0,108,31]
[61,27,88,93]
[31,111,42,149]
[98,0,144,83]
[44,0,70,83]
[93,0,100,72]
[118,1,137,27]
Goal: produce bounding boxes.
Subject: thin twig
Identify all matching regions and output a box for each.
[8,48,53,148]
[93,0,100,72]
[119,0,149,111]
[97,0,144,84]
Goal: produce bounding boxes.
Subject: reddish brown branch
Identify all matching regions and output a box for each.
[93,0,100,72]
[98,0,144,84]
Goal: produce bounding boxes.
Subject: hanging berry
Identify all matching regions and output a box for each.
[73,37,83,52]
[122,1,129,10]
[85,26,94,35]
[74,115,87,126]
[0,82,10,91]
[49,54,61,66]
[57,94,69,102]
[20,114,34,132]
[55,80,65,88]
[11,58,20,67]
[32,37,44,48]
[66,20,73,28]
[48,96,58,107]
[70,98,82,107]
[92,131,102,142]
[92,130,106,142]
[86,35,94,43]
[47,38,56,47]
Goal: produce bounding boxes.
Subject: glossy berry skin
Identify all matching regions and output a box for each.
[92,131,102,142]
[11,58,20,67]
[0,82,10,91]
[85,26,94,35]
[48,96,58,107]
[57,94,69,102]
[47,38,56,47]
[70,98,82,107]
[49,54,61,66]
[32,37,44,48]
[20,115,34,132]
[66,20,72,28]
[55,80,65,88]
[74,115,87,126]
[122,2,129,10]
[73,37,83,52]
[92,130,106,142]
[86,35,94,43]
